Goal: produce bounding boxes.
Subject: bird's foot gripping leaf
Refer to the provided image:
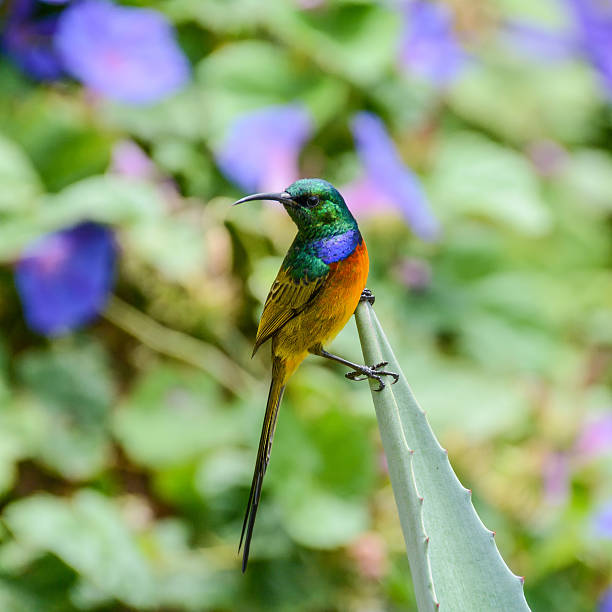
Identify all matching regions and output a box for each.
[311,338,399,393]
[345,361,399,392]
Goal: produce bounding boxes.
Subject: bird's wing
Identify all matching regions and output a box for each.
[253,266,328,355]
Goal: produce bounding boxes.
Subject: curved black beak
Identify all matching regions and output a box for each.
[232,191,296,207]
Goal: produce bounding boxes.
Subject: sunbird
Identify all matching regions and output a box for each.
[234,178,398,571]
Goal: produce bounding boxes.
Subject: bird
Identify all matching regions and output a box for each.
[233,178,398,571]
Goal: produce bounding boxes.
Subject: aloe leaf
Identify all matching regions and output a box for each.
[354,300,530,611]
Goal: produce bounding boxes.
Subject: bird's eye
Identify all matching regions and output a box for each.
[306,195,319,207]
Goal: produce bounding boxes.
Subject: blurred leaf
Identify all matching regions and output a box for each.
[268,404,373,549]
[406,354,529,440]
[152,138,215,196]
[559,149,612,213]
[101,88,209,143]
[33,130,113,194]
[585,308,612,345]
[0,581,37,612]
[0,176,165,261]
[307,408,375,497]
[195,448,251,497]
[450,59,600,145]
[113,366,243,468]
[0,174,208,281]
[17,340,115,427]
[0,571,76,612]
[460,312,565,375]
[1,394,111,482]
[428,131,552,235]
[197,41,349,140]
[4,491,156,608]
[265,2,399,87]
[495,0,569,26]
[0,394,43,496]
[370,78,437,131]
[142,518,237,610]
[126,214,208,282]
[248,255,284,303]
[0,133,42,212]
[0,92,113,192]
[281,487,368,549]
[13,341,115,479]
[0,437,21,497]
[36,415,110,481]
[469,269,611,337]
[167,0,271,32]
[0,339,10,404]
[41,176,165,227]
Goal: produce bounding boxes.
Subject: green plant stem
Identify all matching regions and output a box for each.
[104,296,257,396]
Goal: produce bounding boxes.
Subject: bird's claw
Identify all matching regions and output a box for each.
[345,371,369,382]
[360,288,375,305]
[345,361,400,392]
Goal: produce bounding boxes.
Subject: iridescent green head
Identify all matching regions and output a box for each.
[233,178,357,235]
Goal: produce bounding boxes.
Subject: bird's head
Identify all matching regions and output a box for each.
[233,178,356,233]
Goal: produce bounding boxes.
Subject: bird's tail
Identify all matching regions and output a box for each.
[239,356,287,572]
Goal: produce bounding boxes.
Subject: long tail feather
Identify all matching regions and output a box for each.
[239,358,286,572]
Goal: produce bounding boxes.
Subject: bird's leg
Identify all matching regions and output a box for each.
[360,288,375,304]
[310,345,399,392]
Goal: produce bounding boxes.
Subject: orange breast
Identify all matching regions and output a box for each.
[273,239,369,365]
[320,238,370,334]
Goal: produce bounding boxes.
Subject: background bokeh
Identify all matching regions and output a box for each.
[1,0,611,610]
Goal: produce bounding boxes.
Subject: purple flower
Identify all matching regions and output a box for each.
[575,413,612,459]
[398,0,466,86]
[15,222,117,336]
[295,0,326,8]
[54,0,190,104]
[542,451,570,505]
[110,140,156,180]
[340,175,397,218]
[394,257,432,291]
[526,140,568,177]
[349,112,439,240]
[600,588,612,612]
[2,0,63,80]
[593,499,612,539]
[501,21,577,62]
[566,0,612,97]
[215,105,313,193]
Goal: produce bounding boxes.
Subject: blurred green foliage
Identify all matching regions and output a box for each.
[0,0,611,610]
